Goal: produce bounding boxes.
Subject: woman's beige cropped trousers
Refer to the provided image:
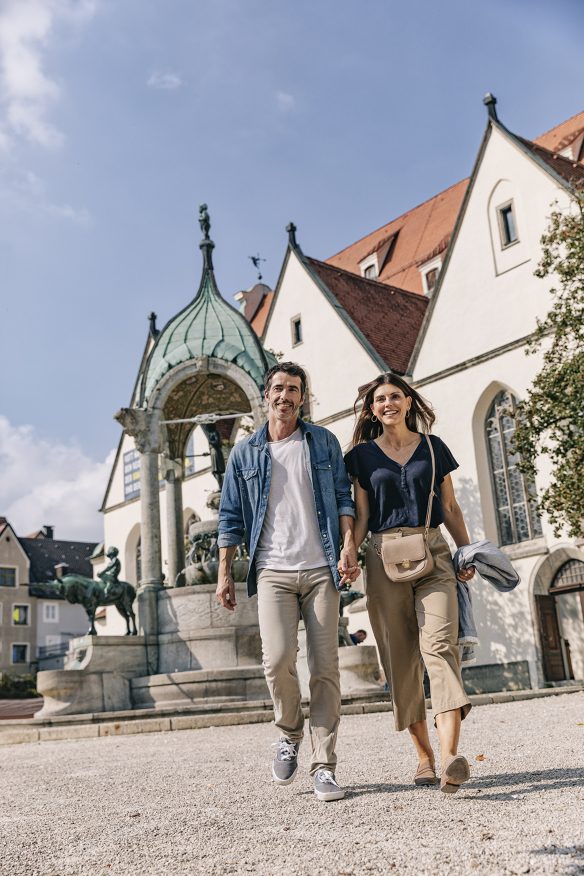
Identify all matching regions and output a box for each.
[366,526,471,732]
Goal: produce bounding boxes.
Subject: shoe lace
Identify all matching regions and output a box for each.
[271,740,298,761]
[315,769,339,787]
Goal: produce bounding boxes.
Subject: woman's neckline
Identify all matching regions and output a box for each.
[370,433,425,468]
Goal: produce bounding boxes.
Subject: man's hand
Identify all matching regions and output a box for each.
[338,516,360,586]
[338,544,360,586]
[216,546,238,611]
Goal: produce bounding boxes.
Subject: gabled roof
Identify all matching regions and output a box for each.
[306,259,428,375]
[22,537,97,595]
[407,100,584,376]
[262,226,428,375]
[325,179,468,296]
[250,290,274,336]
[533,109,584,154]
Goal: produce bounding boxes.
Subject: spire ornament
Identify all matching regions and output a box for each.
[198,202,215,269]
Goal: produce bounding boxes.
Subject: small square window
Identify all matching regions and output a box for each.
[425,268,439,294]
[292,318,302,346]
[498,202,518,248]
[364,265,378,280]
[43,603,59,623]
[0,568,16,587]
[13,605,29,626]
[12,644,28,664]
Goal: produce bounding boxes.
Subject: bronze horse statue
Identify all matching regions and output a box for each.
[39,547,137,636]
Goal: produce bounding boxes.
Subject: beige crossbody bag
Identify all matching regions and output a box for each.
[372,434,436,583]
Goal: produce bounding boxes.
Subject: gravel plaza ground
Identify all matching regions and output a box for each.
[1,693,583,876]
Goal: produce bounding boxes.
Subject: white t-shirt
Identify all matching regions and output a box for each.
[255,428,329,571]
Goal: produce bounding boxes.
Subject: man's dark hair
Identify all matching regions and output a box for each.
[264,361,307,396]
[356,630,367,637]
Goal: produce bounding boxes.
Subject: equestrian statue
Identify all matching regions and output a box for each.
[37,546,137,636]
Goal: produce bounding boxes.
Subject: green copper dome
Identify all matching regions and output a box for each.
[140,208,276,405]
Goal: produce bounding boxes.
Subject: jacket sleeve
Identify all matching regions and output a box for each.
[328,432,355,518]
[217,451,245,548]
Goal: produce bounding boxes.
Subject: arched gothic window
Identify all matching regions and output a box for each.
[486,391,543,546]
[551,560,584,591]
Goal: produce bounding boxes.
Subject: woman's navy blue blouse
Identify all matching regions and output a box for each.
[344,434,459,533]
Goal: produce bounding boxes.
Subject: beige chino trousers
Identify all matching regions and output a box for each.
[366,527,471,732]
[257,566,341,774]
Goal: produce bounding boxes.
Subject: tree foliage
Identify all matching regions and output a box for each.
[513,194,584,537]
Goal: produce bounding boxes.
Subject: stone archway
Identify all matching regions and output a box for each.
[531,547,584,685]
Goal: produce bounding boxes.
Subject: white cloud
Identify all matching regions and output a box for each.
[0,167,91,222]
[43,200,90,221]
[276,91,295,112]
[147,72,182,90]
[0,0,97,151]
[0,415,114,542]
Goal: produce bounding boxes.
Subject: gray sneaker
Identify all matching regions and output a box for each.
[313,769,345,801]
[271,739,300,786]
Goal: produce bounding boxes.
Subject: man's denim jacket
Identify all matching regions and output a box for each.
[217,419,355,597]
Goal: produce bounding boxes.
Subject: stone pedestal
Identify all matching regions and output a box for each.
[35,636,154,719]
[298,621,382,699]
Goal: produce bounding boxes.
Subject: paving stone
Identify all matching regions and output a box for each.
[0,692,583,875]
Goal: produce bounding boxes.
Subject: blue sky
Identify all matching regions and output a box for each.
[1,0,583,539]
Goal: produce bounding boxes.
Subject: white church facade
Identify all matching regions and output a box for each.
[97,97,584,693]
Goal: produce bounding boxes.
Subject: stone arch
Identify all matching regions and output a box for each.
[148,356,266,461]
[528,546,584,685]
[471,380,521,545]
[124,522,141,587]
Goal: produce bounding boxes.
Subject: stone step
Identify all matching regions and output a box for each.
[0,684,581,746]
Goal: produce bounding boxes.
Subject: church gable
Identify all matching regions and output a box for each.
[411,113,578,382]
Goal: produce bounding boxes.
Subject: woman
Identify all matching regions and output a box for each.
[344,373,475,793]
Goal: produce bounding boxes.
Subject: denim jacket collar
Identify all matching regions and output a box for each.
[249,417,312,450]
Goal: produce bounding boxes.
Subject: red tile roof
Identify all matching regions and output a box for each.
[325,110,584,297]
[532,110,584,154]
[325,179,468,296]
[306,258,428,374]
[517,136,584,190]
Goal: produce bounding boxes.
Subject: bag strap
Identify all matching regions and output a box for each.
[424,434,436,539]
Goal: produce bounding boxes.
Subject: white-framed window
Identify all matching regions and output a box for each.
[359,252,379,280]
[11,643,29,664]
[291,315,303,347]
[497,200,519,249]
[43,602,59,623]
[0,567,17,587]
[12,604,31,626]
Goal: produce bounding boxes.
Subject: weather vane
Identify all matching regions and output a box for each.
[249,254,266,281]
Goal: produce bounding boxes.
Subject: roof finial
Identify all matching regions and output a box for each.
[198,202,215,269]
[249,254,265,281]
[286,222,297,247]
[148,311,159,339]
[483,93,498,121]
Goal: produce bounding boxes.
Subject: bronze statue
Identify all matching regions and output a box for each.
[202,423,225,489]
[199,203,211,239]
[37,547,137,636]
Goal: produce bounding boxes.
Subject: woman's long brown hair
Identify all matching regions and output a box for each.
[352,373,435,445]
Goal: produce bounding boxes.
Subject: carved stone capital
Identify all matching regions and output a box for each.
[114,407,159,453]
[159,456,183,481]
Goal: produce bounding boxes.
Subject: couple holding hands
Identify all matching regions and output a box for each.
[217,362,475,801]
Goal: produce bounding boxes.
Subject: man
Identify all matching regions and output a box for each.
[349,630,368,645]
[217,362,359,801]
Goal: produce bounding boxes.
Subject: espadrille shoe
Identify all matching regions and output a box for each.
[440,754,470,794]
[414,761,437,786]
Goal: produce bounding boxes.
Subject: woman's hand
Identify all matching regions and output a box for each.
[456,565,475,583]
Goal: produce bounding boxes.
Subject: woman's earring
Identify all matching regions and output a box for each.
[406,409,410,419]
[371,415,378,423]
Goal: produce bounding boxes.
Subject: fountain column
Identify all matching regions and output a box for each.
[164,460,186,588]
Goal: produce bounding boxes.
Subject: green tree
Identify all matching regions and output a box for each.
[513,192,584,537]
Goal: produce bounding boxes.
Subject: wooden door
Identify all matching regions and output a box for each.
[536,595,565,682]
